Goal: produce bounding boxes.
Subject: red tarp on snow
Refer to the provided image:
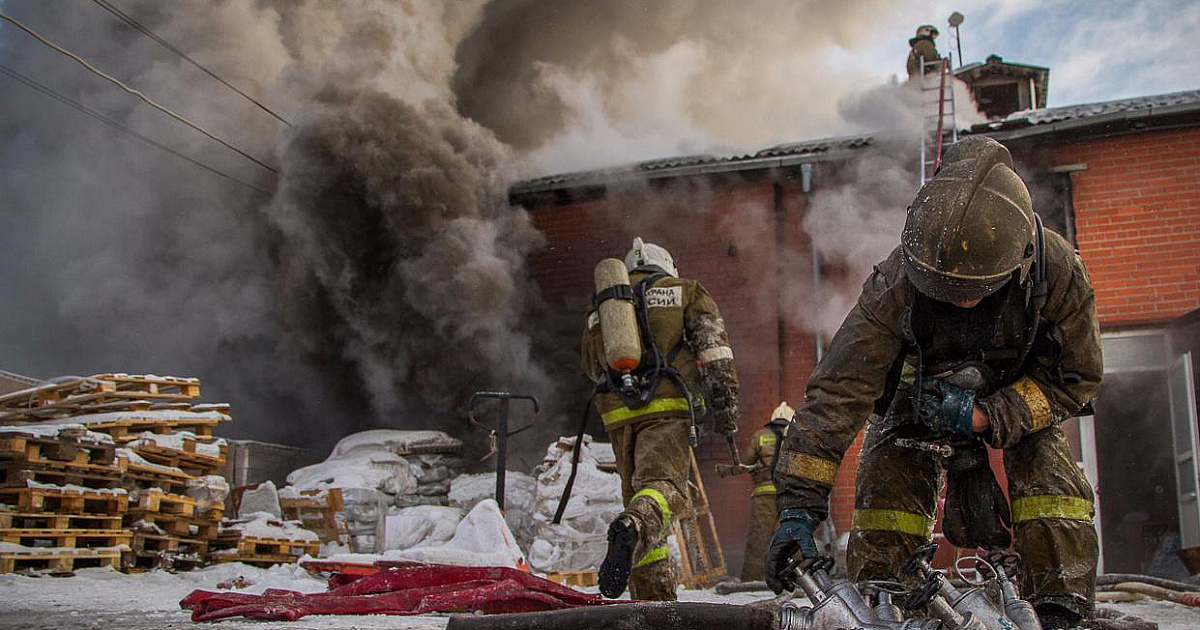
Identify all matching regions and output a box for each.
[180,565,618,622]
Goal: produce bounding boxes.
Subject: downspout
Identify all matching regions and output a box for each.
[801,163,824,363]
[774,181,787,399]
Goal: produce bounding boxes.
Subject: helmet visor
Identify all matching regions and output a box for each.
[902,248,1012,303]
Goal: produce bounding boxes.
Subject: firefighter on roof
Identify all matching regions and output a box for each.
[764,136,1102,630]
[582,237,741,600]
[907,24,941,78]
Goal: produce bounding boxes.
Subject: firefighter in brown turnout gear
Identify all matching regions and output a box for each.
[738,401,793,582]
[582,238,741,600]
[906,24,941,78]
[765,137,1101,630]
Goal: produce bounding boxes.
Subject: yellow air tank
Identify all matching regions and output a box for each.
[593,258,642,375]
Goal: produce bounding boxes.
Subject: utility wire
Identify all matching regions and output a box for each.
[1,62,273,198]
[0,10,279,175]
[90,0,291,127]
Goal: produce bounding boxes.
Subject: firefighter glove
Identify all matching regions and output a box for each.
[916,378,976,438]
[764,508,820,594]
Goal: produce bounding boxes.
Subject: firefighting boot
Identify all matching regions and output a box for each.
[599,514,639,598]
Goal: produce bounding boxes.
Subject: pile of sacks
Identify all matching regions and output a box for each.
[284,430,464,552]
[528,434,623,573]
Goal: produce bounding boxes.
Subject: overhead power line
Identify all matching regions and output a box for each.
[90,0,291,127]
[1,63,273,198]
[0,10,280,175]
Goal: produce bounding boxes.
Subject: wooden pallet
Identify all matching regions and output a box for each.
[130,531,209,555]
[86,419,224,443]
[0,511,123,531]
[670,450,727,589]
[0,433,118,468]
[129,439,226,477]
[124,460,192,494]
[0,547,122,574]
[0,528,132,549]
[280,489,348,545]
[126,509,220,539]
[132,489,198,517]
[0,487,127,515]
[0,375,203,422]
[0,462,125,490]
[543,569,599,588]
[211,535,320,559]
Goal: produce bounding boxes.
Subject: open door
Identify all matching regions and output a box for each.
[1168,352,1200,548]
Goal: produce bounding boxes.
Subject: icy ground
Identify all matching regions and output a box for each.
[0,563,1198,630]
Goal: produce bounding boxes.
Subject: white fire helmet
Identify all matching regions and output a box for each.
[624,237,678,278]
[916,24,939,38]
[769,401,796,425]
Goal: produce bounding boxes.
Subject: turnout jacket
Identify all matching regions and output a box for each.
[582,270,740,432]
[775,230,1102,517]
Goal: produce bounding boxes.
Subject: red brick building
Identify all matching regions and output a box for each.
[512,88,1200,577]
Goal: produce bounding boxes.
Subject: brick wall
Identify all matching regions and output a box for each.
[1049,127,1200,326]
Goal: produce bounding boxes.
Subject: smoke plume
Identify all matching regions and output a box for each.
[1,0,986,455]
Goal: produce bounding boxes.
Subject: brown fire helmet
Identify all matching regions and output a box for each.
[901,136,1037,304]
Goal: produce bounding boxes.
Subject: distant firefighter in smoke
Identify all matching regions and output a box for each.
[734,401,793,582]
[906,24,941,78]
[765,136,1102,630]
[582,238,741,600]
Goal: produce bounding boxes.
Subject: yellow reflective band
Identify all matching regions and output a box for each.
[753,482,777,496]
[758,433,778,448]
[698,346,734,364]
[852,509,935,538]
[601,397,691,427]
[631,488,671,530]
[1011,495,1094,523]
[634,544,670,568]
[1012,377,1052,432]
[782,452,838,486]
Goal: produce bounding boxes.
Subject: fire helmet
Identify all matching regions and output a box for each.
[916,24,939,39]
[769,401,795,426]
[624,237,678,278]
[901,136,1037,304]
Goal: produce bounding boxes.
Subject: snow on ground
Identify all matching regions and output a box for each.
[1,565,1199,630]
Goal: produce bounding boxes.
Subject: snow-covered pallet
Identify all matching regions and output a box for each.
[0,547,122,574]
[279,488,348,545]
[128,438,226,477]
[209,535,320,565]
[124,532,208,572]
[123,459,193,494]
[127,510,220,539]
[0,374,202,422]
[0,462,125,490]
[0,511,123,531]
[0,486,127,515]
[131,489,199,517]
[0,433,118,468]
[0,527,132,549]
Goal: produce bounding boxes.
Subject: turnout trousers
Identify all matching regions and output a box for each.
[846,422,1098,617]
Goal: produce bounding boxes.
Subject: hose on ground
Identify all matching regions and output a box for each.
[1097,573,1200,592]
[1107,582,1200,607]
[445,602,777,630]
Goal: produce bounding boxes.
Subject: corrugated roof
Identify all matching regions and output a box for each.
[511,135,873,194]
[979,89,1200,133]
[511,89,1200,196]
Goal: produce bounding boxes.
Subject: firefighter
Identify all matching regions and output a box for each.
[764,136,1101,630]
[582,237,741,600]
[907,24,941,78]
[739,401,793,582]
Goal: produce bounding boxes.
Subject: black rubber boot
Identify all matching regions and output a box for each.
[599,514,638,598]
[1036,604,1084,630]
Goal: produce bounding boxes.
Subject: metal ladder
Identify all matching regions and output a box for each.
[918,56,958,184]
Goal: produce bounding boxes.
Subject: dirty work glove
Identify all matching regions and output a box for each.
[942,441,1011,549]
[916,378,976,438]
[714,411,739,437]
[764,508,821,594]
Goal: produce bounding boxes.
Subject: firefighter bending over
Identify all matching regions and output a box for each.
[765,136,1101,630]
[582,237,741,600]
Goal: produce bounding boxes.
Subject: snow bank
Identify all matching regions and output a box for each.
[384,505,463,550]
[384,499,526,568]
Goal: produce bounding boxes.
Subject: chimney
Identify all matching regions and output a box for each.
[954,54,1050,120]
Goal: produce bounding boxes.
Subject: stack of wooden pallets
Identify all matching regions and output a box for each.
[0,373,232,574]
